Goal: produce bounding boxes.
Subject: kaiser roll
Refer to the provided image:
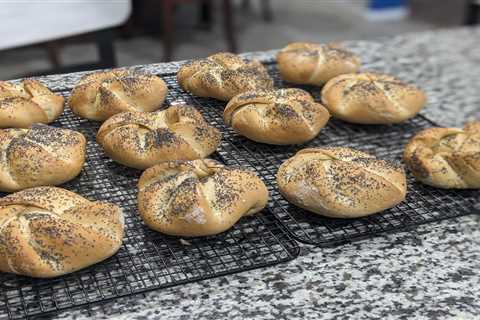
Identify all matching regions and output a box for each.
[404,121,480,189]
[138,159,269,237]
[224,88,330,145]
[68,69,168,121]
[321,73,426,124]
[0,124,86,192]
[277,42,361,86]
[0,79,64,128]
[277,147,407,218]
[0,186,124,278]
[177,52,274,101]
[96,105,221,169]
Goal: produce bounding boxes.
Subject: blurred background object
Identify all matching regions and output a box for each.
[465,0,480,24]
[365,0,409,21]
[0,0,475,80]
[0,0,131,78]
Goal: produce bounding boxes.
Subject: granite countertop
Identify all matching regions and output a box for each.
[38,27,480,319]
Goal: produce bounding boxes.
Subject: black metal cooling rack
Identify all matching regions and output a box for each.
[2,61,478,319]
[157,63,479,247]
[0,90,299,320]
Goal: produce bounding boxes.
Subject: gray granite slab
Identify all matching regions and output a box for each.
[17,27,480,319]
[53,215,480,320]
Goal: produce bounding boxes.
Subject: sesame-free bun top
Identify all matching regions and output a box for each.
[68,69,168,121]
[0,79,64,128]
[224,88,330,145]
[321,73,426,124]
[177,52,274,101]
[277,42,361,86]
[277,147,407,218]
[96,105,221,169]
[404,121,480,189]
[0,124,86,192]
[138,159,269,237]
[0,186,124,278]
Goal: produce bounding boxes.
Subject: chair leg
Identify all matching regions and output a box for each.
[120,14,136,39]
[120,0,140,38]
[222,0,238,53]
[261,0,273,22]
[162,0,174,61]
[45,41,62,68]
[465,1,480,25]
[22,29,117,77]
[96,29,117,68]
[198,0,213,30]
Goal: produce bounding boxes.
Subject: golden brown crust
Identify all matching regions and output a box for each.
[404,122,480,189]
[96,105,222,169]
[0,79,64,128]
[224,88,330,145]
[0,186,124,278]
[68,69,168,121]
[177,52,274,101]
[137,159,268,236]
[0,124,86,192]
[321,73,426,124]
[277,147,407,218]
[277,42,361,85]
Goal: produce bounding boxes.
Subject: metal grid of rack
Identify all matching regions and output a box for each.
[0,85,299,320]
[159,63,479,247]
[1,60,478,319]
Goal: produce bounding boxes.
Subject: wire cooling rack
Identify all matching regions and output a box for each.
[158,63,479,247]
[2,61,478,319]
[0,90,299,320]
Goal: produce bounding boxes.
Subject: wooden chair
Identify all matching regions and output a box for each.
[34,30,118,77]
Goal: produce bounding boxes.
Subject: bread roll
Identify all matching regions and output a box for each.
[224,88,330,145]
[97,105,221,169]
[277,147,407,218]
[277,42,361,86]
[0,124,86,192]
[404,122,480,189]
[138,159,268,236]
[68,69,168,121]
[0,186,124,278]
[0,79,64,128]
[177,52,274,101]
[321,73,426,124]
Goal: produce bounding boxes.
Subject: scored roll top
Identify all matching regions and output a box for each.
[224,88,330,145]
[277,147,407,218]
[0,124,86,192]
[0,187,124,278]
[0,79,64,128]
[96,105,221,169]
[321,73,426,124]
[138,159,269,237]
[404,122,480,189]
[277,42,361,86]
[177,52,274,101]
[68,69,168,121]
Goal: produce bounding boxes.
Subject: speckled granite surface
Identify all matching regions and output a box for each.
[53,215,480,320]
[35,27,480,319]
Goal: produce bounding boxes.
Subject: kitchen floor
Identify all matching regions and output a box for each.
[0,0,461,80]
